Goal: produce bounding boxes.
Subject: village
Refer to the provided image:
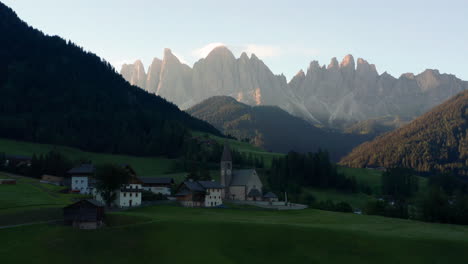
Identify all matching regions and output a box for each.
[1,144,305,230]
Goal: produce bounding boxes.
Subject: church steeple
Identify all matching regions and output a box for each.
[220,142,232,196]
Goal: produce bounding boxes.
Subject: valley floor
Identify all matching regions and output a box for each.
[0,204,467,264]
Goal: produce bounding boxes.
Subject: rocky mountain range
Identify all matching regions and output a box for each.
[121,46,468,130]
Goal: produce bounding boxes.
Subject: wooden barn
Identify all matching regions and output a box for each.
[63,199,105,229]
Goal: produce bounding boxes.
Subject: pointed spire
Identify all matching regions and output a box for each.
[221,142,232,162]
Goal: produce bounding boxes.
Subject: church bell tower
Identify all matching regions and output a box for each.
[220,143,232,198]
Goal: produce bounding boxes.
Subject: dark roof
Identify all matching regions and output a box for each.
[247,188,262,198]
[198,181,224,189]
[175,190,191,196]
[68,164,95,175]
[184,181,205,192]
[64,199,104,209]
[182,180,224,192]
[263,192,278,198]
[221,143,232,162]
[230,169,257,186]
[139,177,174,184]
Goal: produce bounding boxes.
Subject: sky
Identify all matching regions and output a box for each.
[3,0,468,80]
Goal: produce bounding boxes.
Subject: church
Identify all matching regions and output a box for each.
[220,144,263,201]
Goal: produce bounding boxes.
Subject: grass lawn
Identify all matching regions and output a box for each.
[0,205,467,264]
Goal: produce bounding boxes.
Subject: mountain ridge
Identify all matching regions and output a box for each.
[187,96,372,161]
[340,90,468,173]
[122,47,468,130]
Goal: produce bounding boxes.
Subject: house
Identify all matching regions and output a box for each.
[94,166,143,208]
[220,144,263,200]
[40,175,64,186]
[175,180,224,207]
[68,164,95,194]
[139,177,174,195]
[63,199,105,229]
[263,192,279,202]
[0,179,16,185]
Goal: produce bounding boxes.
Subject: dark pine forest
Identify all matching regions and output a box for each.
[0,3,221,157]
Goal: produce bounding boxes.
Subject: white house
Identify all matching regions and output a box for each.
[139,177,174,195]
[68,164,95,194]
[175,180,224,207]
[94,174,143,208]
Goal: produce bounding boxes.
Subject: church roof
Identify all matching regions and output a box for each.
[230,169,257,186]
[221,143,232,162]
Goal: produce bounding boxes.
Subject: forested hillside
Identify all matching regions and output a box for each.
[340,90,468,174]
[187,96,371,161]
[0,3,220,157]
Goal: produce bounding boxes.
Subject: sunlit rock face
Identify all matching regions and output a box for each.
[121,50,468,128]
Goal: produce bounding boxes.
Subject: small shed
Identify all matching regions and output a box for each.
[63,199,105,229]
[40,175,64,186]
[263,192,279,202]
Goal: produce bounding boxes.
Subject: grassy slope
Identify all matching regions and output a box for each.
[0,205,467,264]
[0,138,179,176]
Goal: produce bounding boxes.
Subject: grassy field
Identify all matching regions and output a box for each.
[0,205,467,264]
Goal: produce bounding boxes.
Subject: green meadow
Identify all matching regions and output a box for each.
[0,205,467,264]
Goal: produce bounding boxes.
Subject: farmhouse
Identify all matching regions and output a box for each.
[63,199,105,229]
[68,164,95,194]
[40,175,64,186]
[175,180,224,207]
[139,177,174,195]
[94,166,143,208]
[220,144,263,200]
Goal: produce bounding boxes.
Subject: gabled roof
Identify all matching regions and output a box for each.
[247,188,262,198]
[263,192,277,198]
[221,143,232,162]
[68,164,95,175]
[183,181,205,192]
[138,177,174,184]
[230,169,257,186]
[181,180,224,192]
[64,199,104,209]
[198,181,224,189]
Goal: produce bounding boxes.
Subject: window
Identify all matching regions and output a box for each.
[124,193,127,197]
[81,180,84,183]
[130,193,132,197]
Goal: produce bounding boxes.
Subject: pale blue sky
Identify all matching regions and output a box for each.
[4,0,468,80]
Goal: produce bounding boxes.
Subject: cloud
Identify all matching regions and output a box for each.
[242,44,281,58]
[191,42,226,59]
[172,52,189,65]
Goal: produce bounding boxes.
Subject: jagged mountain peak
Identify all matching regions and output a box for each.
[340,54,355,69]
[327,57,339,69]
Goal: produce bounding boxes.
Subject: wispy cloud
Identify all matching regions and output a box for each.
[191,42,226,59]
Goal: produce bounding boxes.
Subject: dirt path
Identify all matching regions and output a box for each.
[0,219,61,230]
